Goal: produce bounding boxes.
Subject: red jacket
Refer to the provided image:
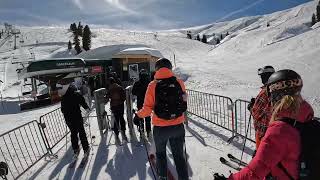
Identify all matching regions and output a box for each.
[229,100,314,180]
[251,87,272,149]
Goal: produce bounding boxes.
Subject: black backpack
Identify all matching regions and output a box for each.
[278,118,320,180]
[154,77,187,120]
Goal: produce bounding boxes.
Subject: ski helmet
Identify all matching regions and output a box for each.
[155,58,172,70]
[258,65,275,85]
[258,66,275,75]
[267,69,303,103]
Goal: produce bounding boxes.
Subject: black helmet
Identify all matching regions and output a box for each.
[139,69,148,75]
[258,65,275,75]
[155,58,172,70]
[258,65,275,85]
[267,69,303,103]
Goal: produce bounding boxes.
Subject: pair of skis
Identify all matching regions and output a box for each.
[148,153,175,180]
[68,150,91,169]
[220,154,248,171]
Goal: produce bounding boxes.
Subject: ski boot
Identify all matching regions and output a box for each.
[115,135,121,146]
[140,132,147,142]
[147,131,152,141]
[83,148,90,158]
[73,149,80,159]
[121,131,128,142]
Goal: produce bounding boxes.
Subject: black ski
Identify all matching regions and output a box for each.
[78,156,89,168]
[220,157,241,171]
[68,157,78,168]
[227,154,248,167]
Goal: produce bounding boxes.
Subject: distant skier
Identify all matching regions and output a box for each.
[214,69,314,180]
[60,83,90,158]
[247,66,275,150]
[132,69,151,139]
[134,58,189,180]
[107,77,127,145]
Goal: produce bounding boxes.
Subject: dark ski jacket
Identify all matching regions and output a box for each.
[61,88,89,123]
[132,74,150,109]
[107,83,126,107]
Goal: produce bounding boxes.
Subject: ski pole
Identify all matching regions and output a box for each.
[239,112,252,169]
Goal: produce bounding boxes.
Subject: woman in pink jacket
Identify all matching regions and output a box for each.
[215,69,314,180]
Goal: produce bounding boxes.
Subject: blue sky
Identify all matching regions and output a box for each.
[0,0,312,30]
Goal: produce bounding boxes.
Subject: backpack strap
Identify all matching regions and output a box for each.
[278,117,302,129]
[277,117,300,180]
[277,163,295,180]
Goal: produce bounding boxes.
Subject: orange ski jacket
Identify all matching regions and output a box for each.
[136,68,186,126]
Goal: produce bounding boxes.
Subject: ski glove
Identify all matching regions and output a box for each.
[133,113,141,126]
[247,98,256,111]
[213,173,227,180]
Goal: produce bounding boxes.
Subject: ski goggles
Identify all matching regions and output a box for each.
[258,67,275,75]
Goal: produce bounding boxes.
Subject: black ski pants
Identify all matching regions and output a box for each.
[137,105,151,133]
[66,118,89,153]
[153,123,188,180]
[111,104,126,136]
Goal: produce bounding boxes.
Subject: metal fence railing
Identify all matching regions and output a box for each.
[232,99,255,143]
[39,107,89,154]
[186,89,234,133]
[39,107,69,154]
[0,120,48,180]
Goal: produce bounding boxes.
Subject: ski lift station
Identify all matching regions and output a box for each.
[18,45,163,110]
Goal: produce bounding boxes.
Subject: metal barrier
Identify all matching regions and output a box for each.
[232,99,255,143]
[39,107,89,154]
[39,107,69,154]
[186,89,234,133]
[0,121,48,180]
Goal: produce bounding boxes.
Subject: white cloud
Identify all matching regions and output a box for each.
[103,0,138,14]
[217,0,266,22]
[72,0,84,10]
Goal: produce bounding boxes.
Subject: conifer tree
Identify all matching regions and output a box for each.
[216,38,220,44]
[68,40,72,50]
[312,13,316,26]
[196,34,201,41]
[74,34,82,54]
[317,2,320,22]
[77,22,83,37]
[202,34,207,43]
[82,25,91,51]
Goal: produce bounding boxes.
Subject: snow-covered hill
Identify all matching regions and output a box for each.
[0,1,319,179]
[0,1,319,122]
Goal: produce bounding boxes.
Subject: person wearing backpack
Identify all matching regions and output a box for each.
[247,66,275,150]
[132,69,152,139]
[214,69,314,180]
[134,58,188,180]
[107,77,127,144]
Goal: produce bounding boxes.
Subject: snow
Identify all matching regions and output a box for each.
[0,1,319,179]
[116,47,163,58]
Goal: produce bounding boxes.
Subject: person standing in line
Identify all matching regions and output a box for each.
[134,58,189,180]
[247,66,275,150]
[107,77,127,144]
[60,83,90,158]
[214,69,314,180]
[132,69,152,139]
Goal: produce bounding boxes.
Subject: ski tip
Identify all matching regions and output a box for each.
[227,154,233,158]
[219,157,226,163]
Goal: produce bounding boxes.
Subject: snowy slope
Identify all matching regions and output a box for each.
[0,1,319,130]
[0,1,319,179]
